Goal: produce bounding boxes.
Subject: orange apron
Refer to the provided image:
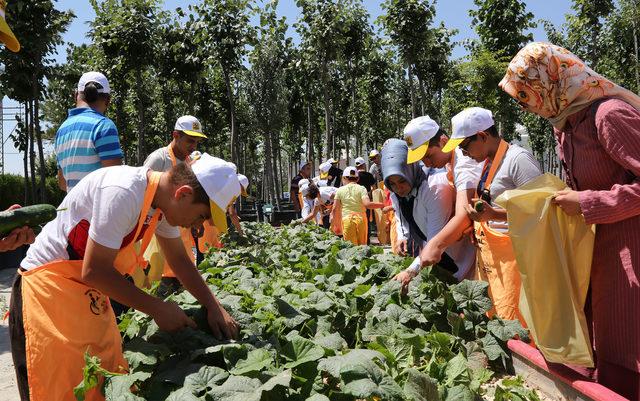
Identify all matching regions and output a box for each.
[20,171,163,401]
[197,220,222,254]
[473,140,525,323]
[372,188,389,244]
[145,146,196,279]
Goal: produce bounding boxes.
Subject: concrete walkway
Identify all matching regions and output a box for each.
[0,268,19,401]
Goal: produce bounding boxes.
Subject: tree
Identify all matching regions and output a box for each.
[0,0,73,203]
[565,0,614,68]
[246,2,291,207]
[89,0,161,165]
[379,0,438,118]
[296,0,351,159]
[192,0,255,166]
[469,0,535,58]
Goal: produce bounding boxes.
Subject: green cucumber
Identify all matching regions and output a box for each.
[0,204,59,235]
[474,200,485,212]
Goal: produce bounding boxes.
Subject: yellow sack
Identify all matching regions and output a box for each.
[371,189,389,245]
[143,235,166,285]
[496,173,595,367]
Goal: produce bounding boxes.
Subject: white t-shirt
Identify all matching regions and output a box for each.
[453,147,482,191]
[301,197,322,224]
[21,166,180,270]
[319,186,337,204]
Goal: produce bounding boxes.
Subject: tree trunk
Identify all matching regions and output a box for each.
[34,97,47,202]
[115,90,128,165]
[321,58,331,159]
[28,101,37,202]
[222,67,238,165]
[407,64,416,119]
[269,131,281,209]
[136,69,146,165]
[23,103,30,205]
[306,101,314,163]
[417,74,426,116]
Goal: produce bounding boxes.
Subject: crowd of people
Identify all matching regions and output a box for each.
[1,2,640,399]
[287,43,640,400]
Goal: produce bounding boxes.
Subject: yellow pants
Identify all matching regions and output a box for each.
[342,212,367,245]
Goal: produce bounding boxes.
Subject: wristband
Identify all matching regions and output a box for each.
[406,257,421,275]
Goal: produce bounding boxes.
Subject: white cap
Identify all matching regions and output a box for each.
[443,107,494,153]
[355,157,366,166]
[315,179,328,187]
[300,182,311,196]
[299,160,310,171]
[318,161,331,179]
[343,166,359,178]
[403,116,440,164]
[175,115,207,138]
[237,174,249,197]
[298,178,310,188]
[368,149,380,159]
[77,71,111,94]
[191,153,241,233]
[326,158,337,165]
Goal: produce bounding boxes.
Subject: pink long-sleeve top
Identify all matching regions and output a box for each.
[556,98,640,375]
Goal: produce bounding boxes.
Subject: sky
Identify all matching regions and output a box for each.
[1,0,574,174]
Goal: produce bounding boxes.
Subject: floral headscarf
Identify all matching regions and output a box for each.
[499,42,640,129]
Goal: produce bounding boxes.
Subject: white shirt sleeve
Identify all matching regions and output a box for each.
[89,186,139,249]
[423,174,454,241]
[453,148,482,192]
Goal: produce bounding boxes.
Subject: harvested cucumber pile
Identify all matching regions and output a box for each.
[0,204,59,235]
[76,222,539,401]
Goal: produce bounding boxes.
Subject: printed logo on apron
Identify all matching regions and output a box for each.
[85,289,109,315]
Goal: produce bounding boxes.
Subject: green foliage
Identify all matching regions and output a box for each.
[469,0,535,57]
[79,223,537,400]
[0,174,65,209]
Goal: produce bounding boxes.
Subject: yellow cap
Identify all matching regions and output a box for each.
[0,1,20,52]
[442,138,464,153]
[210,199,229,233]
[406,143,428,164]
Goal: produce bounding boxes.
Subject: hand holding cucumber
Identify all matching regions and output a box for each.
[0,205,36,252]
[465,198,493,222]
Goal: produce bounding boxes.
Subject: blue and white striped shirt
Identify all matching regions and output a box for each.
[54,108,123,191]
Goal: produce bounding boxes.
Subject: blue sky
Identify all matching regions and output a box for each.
[2,0,574,174]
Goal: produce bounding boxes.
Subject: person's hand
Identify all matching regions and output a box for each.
[0,205,36,252]
[153,301,197,332]
[207,303,239,340]
[382,205,394,214]
[552,189,582,216]
[393,269,418,296]
[464,198,495,222]
[398,239,408,256]
[419,242,442,266]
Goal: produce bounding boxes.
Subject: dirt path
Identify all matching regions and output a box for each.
[0,268,19,401]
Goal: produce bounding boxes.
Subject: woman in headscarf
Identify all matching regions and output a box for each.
[382,139,474,285]
[500,42,640,399]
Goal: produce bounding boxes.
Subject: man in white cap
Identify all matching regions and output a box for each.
[312,161,332,187]
[143,116,208,290]
[54,71,123,192]
[369,149,383,185]
[290,160,312,216]
[393,115,480,290]
[9,153,240,400]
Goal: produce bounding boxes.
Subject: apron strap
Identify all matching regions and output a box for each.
[476,139,509,198]
[130,171,163,249]
[447,150,456,186]
[167,145,191,168]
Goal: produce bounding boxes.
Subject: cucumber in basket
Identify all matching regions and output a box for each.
[0,204,62,235]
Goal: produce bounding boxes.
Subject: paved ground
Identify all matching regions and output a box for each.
[0,268,19,401]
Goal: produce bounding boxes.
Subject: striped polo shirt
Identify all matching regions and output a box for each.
[54,108,123,191]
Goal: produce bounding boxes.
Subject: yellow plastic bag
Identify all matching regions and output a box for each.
[371,189,389,245]
[495,173,596,367]
[143,235,166,285]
